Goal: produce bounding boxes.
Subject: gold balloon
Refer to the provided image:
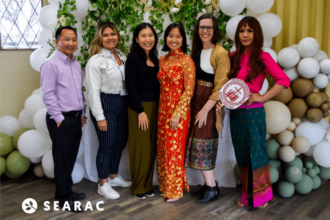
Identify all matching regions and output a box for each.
[287,98,308,118]
[320,92,329,103]
[292,136,310,153]
[273,87,293,104]
[321,103,329,112]
[306,92,323,108]
[306,108,323,123]
[323,111,329,118]
[292,78,314,98]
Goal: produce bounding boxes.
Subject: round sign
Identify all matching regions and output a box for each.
[219,78,250,109]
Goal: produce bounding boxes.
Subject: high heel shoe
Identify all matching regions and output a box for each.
[191,183,207,197]
[195,180,220,203]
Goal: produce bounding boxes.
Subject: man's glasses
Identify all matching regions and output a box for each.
[199,26,213,31]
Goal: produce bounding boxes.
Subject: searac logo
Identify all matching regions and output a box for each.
[22,198,38,214]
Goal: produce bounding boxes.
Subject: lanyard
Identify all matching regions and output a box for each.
[108,50,125,81]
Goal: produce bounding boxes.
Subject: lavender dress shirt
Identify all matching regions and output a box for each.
[40,50,85,123]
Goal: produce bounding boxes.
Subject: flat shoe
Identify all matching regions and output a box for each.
[166,198,179,203]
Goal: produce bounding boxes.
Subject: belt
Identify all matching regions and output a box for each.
[62,110,82,117]
[196,79,214,87]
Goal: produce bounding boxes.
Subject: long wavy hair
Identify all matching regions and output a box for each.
[88,21,122,57]
[130,23,158,67]
[191,14,222,61]
[227,16,265,83]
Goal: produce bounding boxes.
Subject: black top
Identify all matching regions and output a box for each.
[194,56,214,83]
[125,52,160,113]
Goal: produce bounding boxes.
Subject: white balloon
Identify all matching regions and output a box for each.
[230,44,236,52]
[44,170,55,179]
[73,0,89,21]
[72,162,84,184]
[297,58,320,79]
[298,37,319,58]
[304,144,315,156]
[30,48,52,72]
[295,121,326,146]
[292,118,302,125]
[320,59,330,74]
[33,108,49,134]
[37,29,53,49]
[318,119,329,130]
[42,150,54,174]
[246,0,274,13]
[32,89,40,95]
[278,48,300,68]
[313,50,328,63]
[0,116,21,137]
[287,122,296,131]
[284,67,299,82]
[313,141,330,167]
[24,95,46,118]
[18,109,35,129]
[33,164,45,178]
[226,15,244,40]
[219,0,246,16]
[263,48,277,63]
[245,8,262,17]
[263,38,273,48]
[290,44,299,51]
[264,101,291,134]
[259,79,269,95]
[257,13,282,38]
[18,130,52,158]
[279,146,296,163]
[313,74,329,89]
[48,0,65,5]
[278,130,294,146]
[38,5,58,30]
[30,157,42,164]
[142,12,151,23]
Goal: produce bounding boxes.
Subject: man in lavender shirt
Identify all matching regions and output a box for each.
[41,26,86,212]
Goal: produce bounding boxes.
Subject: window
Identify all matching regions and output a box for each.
[0,0,42,49]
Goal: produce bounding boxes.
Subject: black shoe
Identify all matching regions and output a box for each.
[55,192,86,200]
[59,200,83,213]
[146,190,155,198]
[195,181,220,204]
[134,194,147,200]
[191,183,207,197]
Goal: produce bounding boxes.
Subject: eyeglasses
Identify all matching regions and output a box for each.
[199,26,213,31]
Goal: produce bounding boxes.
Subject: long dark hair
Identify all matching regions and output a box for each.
[162,22,187,53]
[191,14,222,60]
[130,23,158,66]
[228,16,265,83]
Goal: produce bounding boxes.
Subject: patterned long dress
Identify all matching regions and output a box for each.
[157,48,196,199]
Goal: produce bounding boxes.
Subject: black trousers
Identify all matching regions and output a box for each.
[46,111,82,202]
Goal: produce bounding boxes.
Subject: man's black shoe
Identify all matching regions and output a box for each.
[55,192,86,200]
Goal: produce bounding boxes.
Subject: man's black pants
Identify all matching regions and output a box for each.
[46,111,82,202]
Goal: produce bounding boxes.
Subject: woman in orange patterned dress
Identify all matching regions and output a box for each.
[157,23,196,202]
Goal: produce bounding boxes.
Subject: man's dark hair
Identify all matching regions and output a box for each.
[55,26,77,41]
[162,22,187,53]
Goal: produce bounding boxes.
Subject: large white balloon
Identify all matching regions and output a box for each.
[226,15,244,40]
[295,121,326,146]
[297,58,320,79]
[18,109,35,129]
[318,119,329,130]
[278,48,300,68]
[73,0,89,21]
[42,150,54,174]
[33,108,49,134]
[313,141,330,167]
[37,29,53,49]
[18,130,52,158]
[38,5,58,30]
[263,38,273,48]
[30,48,52,72]
[313,50,328,63]
[257,13,282,38]
[264,101,291,134]
[298,37,319,58]
[284,67,299,82]
[263,48,277,63]
[24,95,46,118]
[72,162,85,184]
[313,74,328,89]
[0,116,21,137]
[219,0,246,17]
[246,0,274,13]
[320,59,330,74]
[259,79,269,95]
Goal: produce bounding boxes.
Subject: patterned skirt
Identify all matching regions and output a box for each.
[230,106,273,207]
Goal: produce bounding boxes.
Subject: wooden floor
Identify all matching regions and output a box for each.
[1,174,330,220]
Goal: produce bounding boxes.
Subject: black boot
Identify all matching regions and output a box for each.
[191,183,207,197]
[195,181,220,203]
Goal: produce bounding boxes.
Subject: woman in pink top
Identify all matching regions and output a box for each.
[225,16,290,208]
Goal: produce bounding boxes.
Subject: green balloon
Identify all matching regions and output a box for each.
[283,157,303,170]
[295,174,313,194]
[0,133,14,156]
[285,166,303,183]
[312,175,321,189]
[302,168,307,174]
[314,166,320,174]
[269,160,282,174]
[0,156,6,175]
[304,157,318,167]
[6,151,30,175]
[267,139,281,159]
[4,170,22,179]
[305,162,313,169]
[277,181,295,198]
[12,128,29,149]
[319,167,330,180]
[307,168,317,178]
[234,164,240,179]
[270,167,279,183]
